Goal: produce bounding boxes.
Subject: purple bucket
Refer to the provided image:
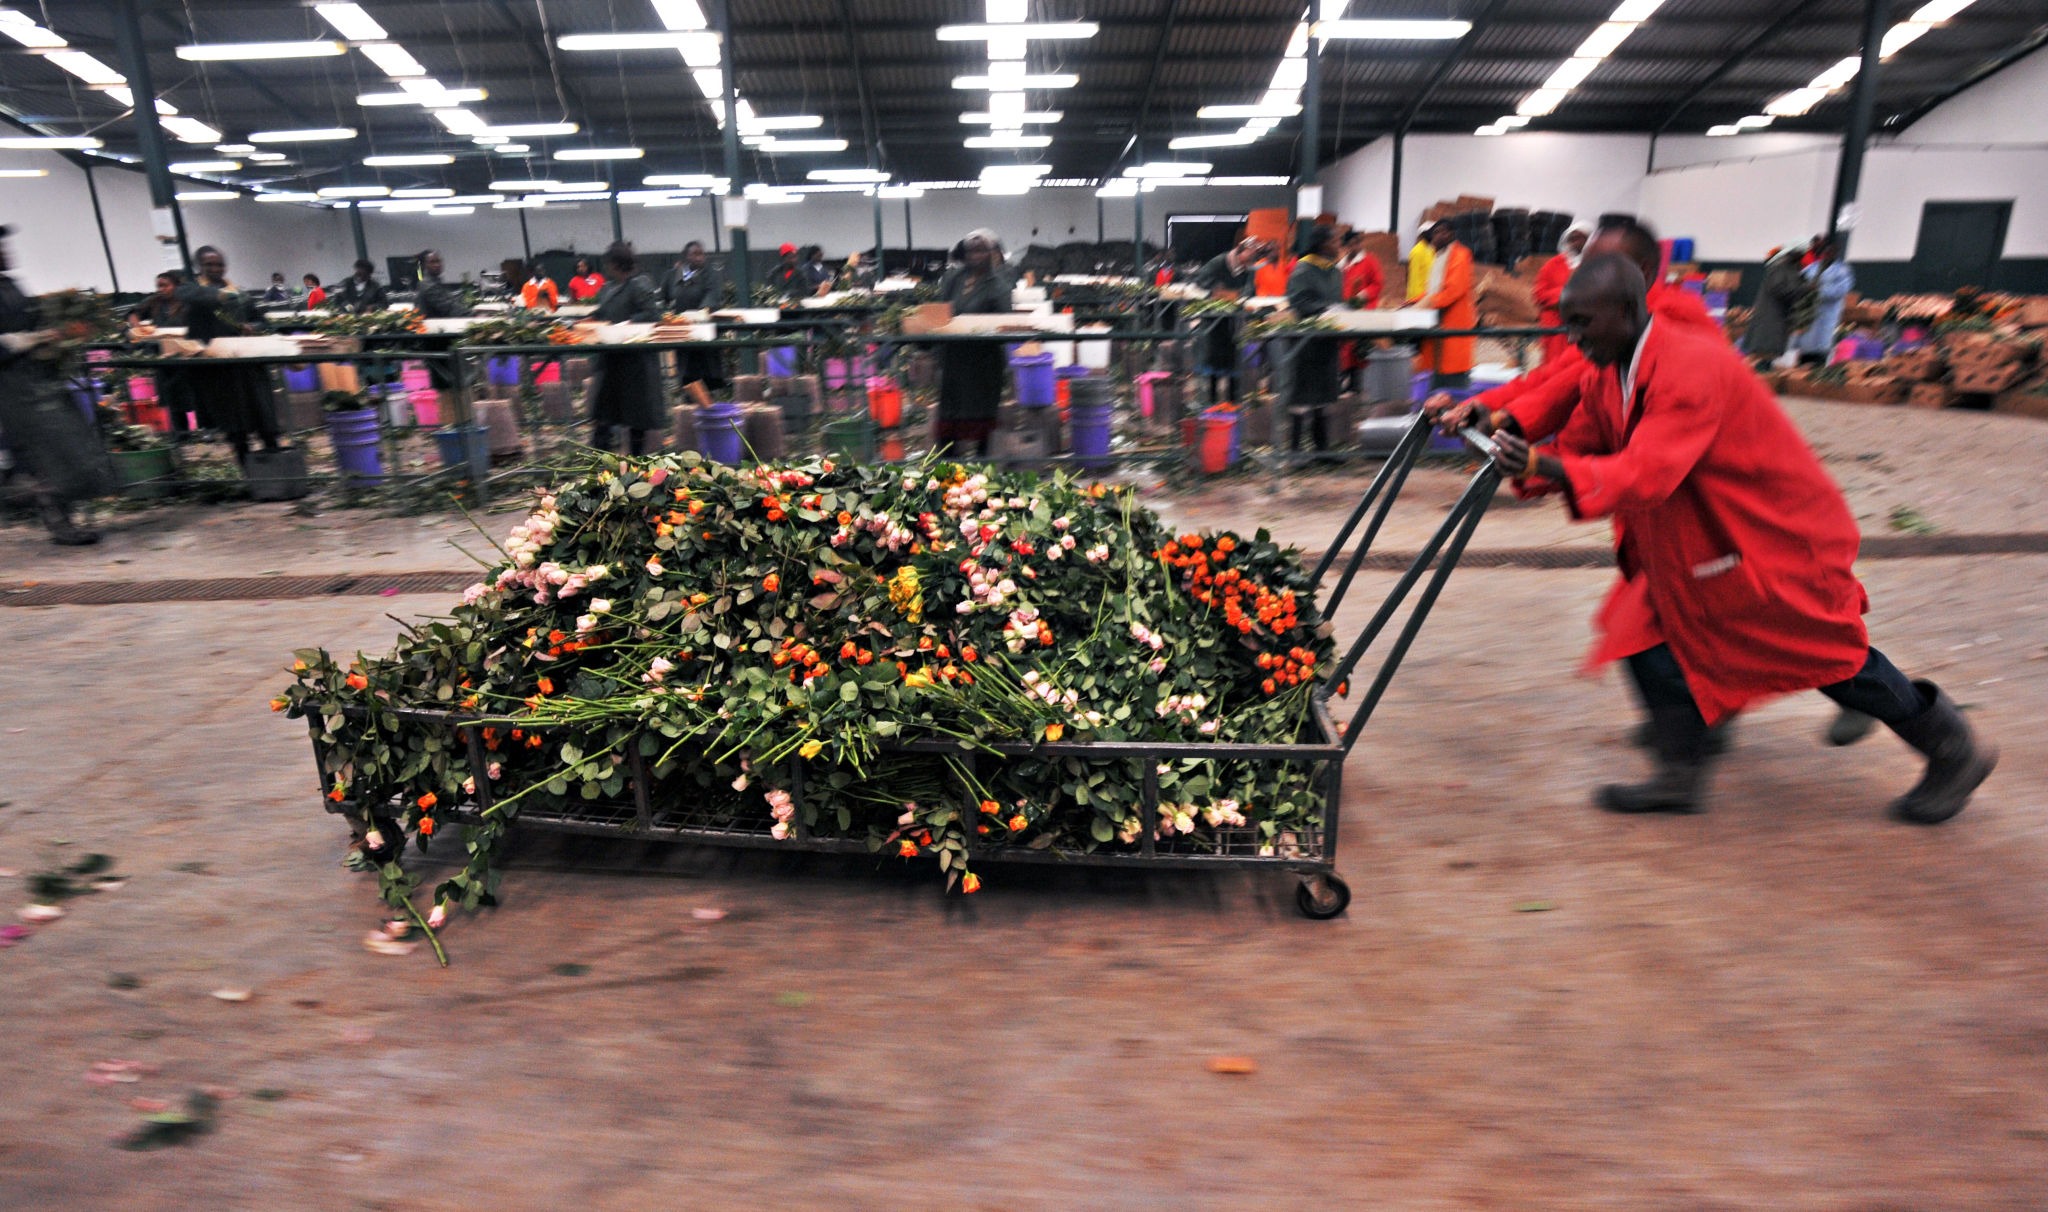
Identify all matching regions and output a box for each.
[283,365,319,393]
[1070,401,1116,469]
[325,407,385,481]
[695,401,746,466]
[1010,351,1057,406]
[822,354,872,390]
[486,355,522,387]
[764,346,798,378]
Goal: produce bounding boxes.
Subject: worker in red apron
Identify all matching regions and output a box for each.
[1458,254,1996,823]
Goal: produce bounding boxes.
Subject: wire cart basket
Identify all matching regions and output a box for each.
[307,415,1504,918]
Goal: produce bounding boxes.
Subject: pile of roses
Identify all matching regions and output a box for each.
[279,451,1338,958]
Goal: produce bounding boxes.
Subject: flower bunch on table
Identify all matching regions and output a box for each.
[277,450,1339,961]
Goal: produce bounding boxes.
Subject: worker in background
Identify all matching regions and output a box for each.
[177,245,282,468]
[261,272,291,305]
[1283,224,1345,453]
[800,245,834,295]
[584,241,664,456]
[1744,244,1810,369]
[567,258,605,302]
[0,223,110,545]
[1415,220,1476,391]
[932,229,1013,456]
[1533,225,1588,365]
[330,259,389,314]
[1192,237,1260,407]
[413,250,467,393]
[1338,229,1386,395]
[665,241,725,394]
[1796,239,1853,365]
[301,273,326,309]
[520,262,560,311]
[838,250,875,291]
[768,244,805,298]
[1405,228,1435,303]
[1463,254,1995,823]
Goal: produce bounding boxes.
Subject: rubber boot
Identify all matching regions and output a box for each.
[1884,681,1997,825]
[1630,716,1733,756]
[1601,704,1713,814]
[38,494,99,547]
[1825,707,1877,746]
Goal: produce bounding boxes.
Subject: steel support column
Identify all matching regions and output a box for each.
[1828,0,1894,254]
[110,0,189,271]
[349,203,370,265]
[609,195,625,244]
[1389,130,1404,236]
[1298,8,1322,212]
[713,0,749,305]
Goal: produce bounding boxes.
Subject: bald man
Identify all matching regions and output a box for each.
[1470,254,1995,822]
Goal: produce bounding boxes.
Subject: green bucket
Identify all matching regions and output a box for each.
[821,416,875,463]
[111,447,178,500]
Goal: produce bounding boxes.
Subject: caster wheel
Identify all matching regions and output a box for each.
[1295,873,1351,920]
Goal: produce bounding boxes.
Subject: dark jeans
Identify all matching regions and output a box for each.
[1430,370,1472,391]
[1288,405,1329,451]
[591,424,648,455]
[1626,643,1926,731]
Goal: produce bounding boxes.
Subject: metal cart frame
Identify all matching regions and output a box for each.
[307,413,1503,918]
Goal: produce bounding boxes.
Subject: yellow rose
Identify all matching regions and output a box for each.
[799,739,824,759]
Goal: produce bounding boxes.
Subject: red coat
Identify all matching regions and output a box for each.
[1535,323,1870,724]
[1417,242,1476,377]
[1533,252,1573,366]
[1339,257,1385,371]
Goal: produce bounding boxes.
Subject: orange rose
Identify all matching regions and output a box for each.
[345,672,369,690]
[1007,814,1026,833]
[961,872,982,894]
[417,791,438,810]
[897,839,918,858]
[762,573,780,593]
[418,817,435,836]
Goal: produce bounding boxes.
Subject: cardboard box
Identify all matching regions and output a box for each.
[1951,362,2027,394]
[1993,385,2048,419]
[900,303,954,335]
[316,363,361,394]
[1705,270,1743,293]
[1907,382,1955,410]
[1455,195,1495,214]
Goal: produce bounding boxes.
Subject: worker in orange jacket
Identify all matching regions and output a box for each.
[1415,220,1476,389]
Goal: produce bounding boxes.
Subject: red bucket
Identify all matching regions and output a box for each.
[1197,413,1236,474]
[867,377,903,429]
[129,400,170,432]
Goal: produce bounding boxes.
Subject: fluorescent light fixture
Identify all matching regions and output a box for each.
[960,110,1063,124]
[1910,0,1975,21]
[434,110,490,135]
[1096,180,1138,197]
[640,197,694,207]
[1544,58,1601,91]
[392,187,457,198]
[553,147,645,160]
[1705,123,1740,136]
[876,185,924,198]
[1735,113,1773,129]
[161,117,222,143]
[491,179,559,190]
[247,151,289,162]
[1765,87,1828,116]
[1169,132,1256,149]
[365,153,454,166]
[965,133,1052,148]
[358,42,427,77]
[445,194,502,204]
[978,181,1031,195]
[1813,56,1863,89]
[46,51,126,85]
[317,184,391,197]
[692,68,724,98]
[1516,88,1568,116]
[358,87,488,107]
[1314,19,1471,39]
[471,134,509,144]
[1209,176,1292,186]
[652,0,709,29]
[1880,21,1933,57]
[493,199,543,209]
[0,10,66,48]
[175,190,240,200]
[1608,0,1666,18]
[556,31,721,52]
[1272,58,1308,90]
[427,206,475,216]
[484,122,579,137]
[215,143,256,154]
[979,163,1051,177]
[1575,21,1637,60]
[491,144,531,154]
[314,3,387,40]
[754,138,848,153]
[750,191,800,204]
[1475,124,1506,136]
[250,127,356,143]
[738,115,824,131]
[936,21,1099,39]
[644,173,724,187]
[170,160,240,172]
[0,168,50,177]
[1496,115,1531,128]
[0,136,101,149]
[177,41,344,61]
[1197,102,1302,119]
[546,180,609,191]
[1124,161,1210,178]
[952,73,1079,89]
[808,168,891,182]
[255,192,320,202]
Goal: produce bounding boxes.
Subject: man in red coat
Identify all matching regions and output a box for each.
[1472,255,1995,822]
[1532,226,1587,366]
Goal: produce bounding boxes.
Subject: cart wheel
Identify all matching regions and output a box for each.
[1295,874,1351,920]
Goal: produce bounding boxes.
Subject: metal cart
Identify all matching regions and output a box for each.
[306,414,1504,918]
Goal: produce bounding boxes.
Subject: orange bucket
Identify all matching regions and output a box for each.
[1197,413,1236,474]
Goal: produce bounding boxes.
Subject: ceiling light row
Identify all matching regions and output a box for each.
[1709,0,1977,132]
[1477,0,1665,134]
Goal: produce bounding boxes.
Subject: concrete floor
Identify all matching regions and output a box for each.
[1,398,2044,1209]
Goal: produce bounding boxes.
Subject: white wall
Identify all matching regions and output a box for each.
[1318,132,1652,241]
[1638,145,1839,260]
[1896,45,2048,146]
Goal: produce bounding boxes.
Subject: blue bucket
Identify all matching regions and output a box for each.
[1010,351,1057,406]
